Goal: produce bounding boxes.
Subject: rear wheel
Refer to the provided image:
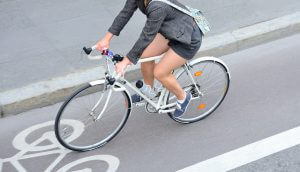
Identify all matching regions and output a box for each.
[167,57,230,124]
[55,80,131,151]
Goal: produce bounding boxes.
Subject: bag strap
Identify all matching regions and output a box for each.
[149,0,193,17]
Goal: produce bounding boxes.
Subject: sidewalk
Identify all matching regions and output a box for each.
[1,0,300,91]
[0,0,300,117]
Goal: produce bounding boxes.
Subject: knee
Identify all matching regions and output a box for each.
[153,67,167,81]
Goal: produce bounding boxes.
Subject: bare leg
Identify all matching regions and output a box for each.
[153,48,187,100]
[140,33,169,87]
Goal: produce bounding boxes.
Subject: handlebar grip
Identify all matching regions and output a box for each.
[113,54,124,62]
[83,47,93,55]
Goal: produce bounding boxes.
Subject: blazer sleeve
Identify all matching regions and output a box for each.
[126,3,167,64]
[108,0,138,36]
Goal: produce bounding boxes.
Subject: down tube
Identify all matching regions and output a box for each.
[124,80,158,108]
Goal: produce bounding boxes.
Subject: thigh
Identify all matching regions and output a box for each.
[141,33,170,59]
[155,48,187,75]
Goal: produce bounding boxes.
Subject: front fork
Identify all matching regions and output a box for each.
[89,73,127,121]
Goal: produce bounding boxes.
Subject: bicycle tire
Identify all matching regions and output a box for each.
[55,80,131,151]
[167,57,230,124]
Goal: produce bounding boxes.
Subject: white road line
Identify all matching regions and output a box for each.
[177,126,300,172]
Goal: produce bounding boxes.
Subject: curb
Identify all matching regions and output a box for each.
[0,12,300,118]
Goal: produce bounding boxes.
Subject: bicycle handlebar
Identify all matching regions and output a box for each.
[83,45,163,63]
[82,45,124,62]
[83,45,111,56]
[82,45,163,81]
[82,45,101,60]
[82,46,94,55]
[82,45,125,80]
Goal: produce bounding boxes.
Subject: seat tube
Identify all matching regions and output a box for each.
[184,64,202,96]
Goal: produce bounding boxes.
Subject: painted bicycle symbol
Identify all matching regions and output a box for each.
[0,120,119,172]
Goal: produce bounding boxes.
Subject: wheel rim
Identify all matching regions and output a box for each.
[56,84,130,151]
[168,60,230,123]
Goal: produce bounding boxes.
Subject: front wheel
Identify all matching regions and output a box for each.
[167,57,230,124]
[55,80,131,151]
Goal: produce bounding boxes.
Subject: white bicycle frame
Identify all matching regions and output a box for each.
[86,46,217,119]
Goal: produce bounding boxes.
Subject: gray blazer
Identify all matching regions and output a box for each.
[108,0,194,64]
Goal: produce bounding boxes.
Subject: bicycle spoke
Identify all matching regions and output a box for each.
[202,87,225,96]
[200,72,224,86]
[55,83,131,151]
[168,58,230,123]
[201,79,225,92]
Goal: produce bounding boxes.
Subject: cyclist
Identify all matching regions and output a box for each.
[96,0,202,117]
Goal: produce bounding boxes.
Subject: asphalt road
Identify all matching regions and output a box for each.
[1,0,300,91]
[0,34,299,172]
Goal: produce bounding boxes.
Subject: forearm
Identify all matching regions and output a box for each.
[103,32,114,41]
[96,32,114,51]
[108,0,137,36]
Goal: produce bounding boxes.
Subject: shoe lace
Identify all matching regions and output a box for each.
[176,102,183,111]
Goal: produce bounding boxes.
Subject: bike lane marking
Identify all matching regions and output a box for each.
[56,155,120,172]
[177,125,300,172]
[13,120,84,152]
[1,120,120,172]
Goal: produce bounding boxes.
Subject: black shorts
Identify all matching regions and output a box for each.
[168,24,202,60]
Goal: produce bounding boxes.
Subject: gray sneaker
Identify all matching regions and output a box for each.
[173,93,192,118]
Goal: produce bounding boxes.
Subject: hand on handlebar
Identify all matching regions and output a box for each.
[96,32,114,51]
[96,40,110,52]
[115,56,132,76]
[96,38,110,52]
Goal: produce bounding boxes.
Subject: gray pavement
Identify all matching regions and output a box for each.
[231,145,300,172]
[0,33,299,171]
[1,0,300,92]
